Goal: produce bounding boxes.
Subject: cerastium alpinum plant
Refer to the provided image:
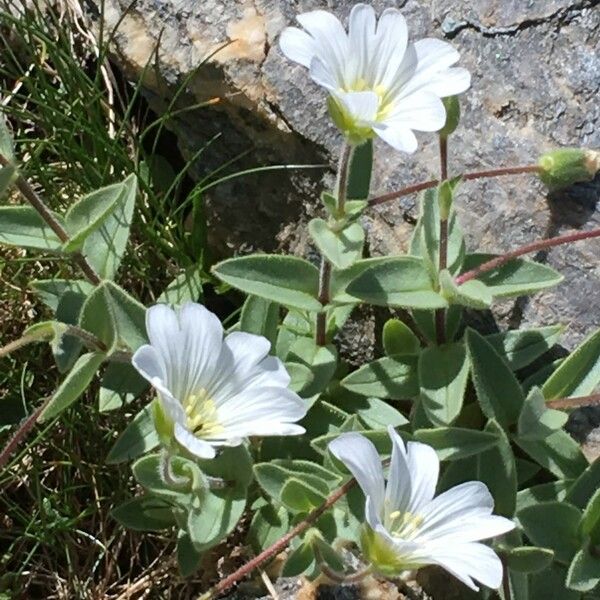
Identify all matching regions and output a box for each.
[1,3,600,598]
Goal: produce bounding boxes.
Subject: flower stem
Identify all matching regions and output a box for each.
[159,449,190,488]
[368,164,541,207]
[0,153,102,286]
[315,142,352,346]
[455,227,600,286]
[546,393,600,410]
[201,477,357,599]
[435,135,449,345]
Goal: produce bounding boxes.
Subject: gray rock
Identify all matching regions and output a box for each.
[89,0,600,350]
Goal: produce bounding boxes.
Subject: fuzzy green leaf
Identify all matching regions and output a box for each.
[248,504,289,552]
[347,140,372,200]
[419,342,469,426]
[99,362,148,412]
[0,163,16,198]
[345,256,448,309]
[383,319,421,356]
[240,295,279,346]
[542,328,600,400]
[158,266,204,305]
[213,255,321,312]
[112,495,175,531]
[309,218,364,270]
[0,206,64,250]
[413,427,498,461]
[566,459,600,509]
[518,386,568,441]
[566,546,600,592]
[106,404,159,464]
[507,546,555,573]
[287,338,337,397]
[0,113,14,160]
[281,477,327,513]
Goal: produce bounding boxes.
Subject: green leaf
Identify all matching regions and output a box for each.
[31,278,94,372]
[240,295,279,346]
[271,459,341,486]
[287,338,337,397]
[158,266,204,305]
[345,256,448,309]
[347,139,372,200]
[518,386,568,441]
[581,489,600,544]
[0,113,15,160]
[253,463,292,502]
[383,319,420,356]
[0,206,64,250]
[507,547,555,573]
[63,181,131,252]
[281,477,327,513]
[82,173,137,279]
[314,429,394,456]
[486,325,563,371]
[176,530,203,577]
[286,362,314,395]
[440,270,493,309]
[414,187,465,277]
[340,355,418,399]
[411,304,463,345]
[309,218,364,270]
[542,328,600,400]
[132,453,200,500]
[516,480,572,513]
[330,257,395,305]
[418,342,469,426]
[566,458,600,509]
[514,429,588,480]
[466,328,525,428]
[248,504,289,552]
[106,404,159,464]
[112,495,175,531]
[343,396,409,429]
[212,255,321,312]
[79,281,146,354]
[282,540,315,577]
[566,546,600,592]
[461,253,564,298]
[0,163,17,198]
[530,565,580,600]
[39,352,105,421]
[413,427,498,461]
[519,501,582,564]
[99,362,148,412]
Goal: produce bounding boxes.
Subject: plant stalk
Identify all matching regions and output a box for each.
[368,164,541,207]
[455,227,600,286]
[0,153,102,285]
[202,477,357,599]
[435,135,449,345]
[547,393,600,410]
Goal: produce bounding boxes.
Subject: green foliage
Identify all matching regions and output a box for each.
[213,255,321,311]
[383,319,421,356]
[413,427,498,461]
[0,206,64,250]
[518,387,568,441]
[507,547,555,573]
[309,218,364,270]
[106,405,159,464]
[240,295,280,346]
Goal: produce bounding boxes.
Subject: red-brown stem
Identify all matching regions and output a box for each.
[547,393,600,410]
[455,227,600,286]
[368,164,541,207]
[435,136,449,345]
[0,154,102,286]
[204,477,357,599]
[0,395,52,469]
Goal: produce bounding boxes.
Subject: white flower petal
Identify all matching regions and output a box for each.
[426,542,504,591]
[373,124,418,153]
[213,386,306,439]
[335,90,380,125]
[406,441,439,513]
[328,432,385,515]
[347,4,376,84]
[174,422,216,458]
[420,67,471,98]
[279,26,316,68]
[418,481,495,535]
[385,426,412,515]
[309,57,338,90]
[372,8,409,89]
[297,10,349,88]
[422,514,515,544]
[400,38,466,98]
[386,90,447,132]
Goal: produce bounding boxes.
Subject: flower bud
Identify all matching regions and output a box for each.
[439,96,461,138]
[538,148,600,191]
[359,525,406,577]
[152,398,175,447]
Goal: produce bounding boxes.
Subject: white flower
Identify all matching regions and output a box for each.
[328,426,515,591]
[132,302,307,459]
[279,4,471,153]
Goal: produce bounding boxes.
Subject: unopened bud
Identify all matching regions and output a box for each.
[439,96,460,138]
[538,148,600,191]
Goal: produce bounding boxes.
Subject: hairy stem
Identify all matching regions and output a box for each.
[202,477,357,599]
[315,142,352,346]
[547,393,600,410]
[368,164,541,207]
[435,135,449,345]
[0,153,102,285]
[0,334,39,358]
[455,227,600,286]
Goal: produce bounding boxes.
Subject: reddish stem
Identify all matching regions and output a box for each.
[547,393,600,410]
[205,478,356,598]
[456,227,600,286]
[368,164,541,207]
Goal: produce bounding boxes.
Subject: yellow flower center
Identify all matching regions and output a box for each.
[183,389,223,438]
[387,509,424,540]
